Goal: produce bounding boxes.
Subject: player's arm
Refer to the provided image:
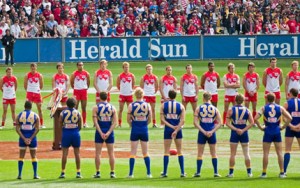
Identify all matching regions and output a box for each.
[217,74,221,88]
[140,76,144,88]
[225,109,237,131]
[110,107,118,130]
[127,103,133,127]
[262,70,267,88]
[132,74,136,89]
[147,103,152,125]
[176,104,186,131]
[52,75,56,89]
[233,75,240,88]
[0,77,3,92]
[160,105,174,129]
[93,72,100,93]
[116,75,120,90]
[280,106,292,130]
[256,73,260,91]
[173,77,178,91]
[70,73,75,89]
[180,76,184,97]
[107,71,113,92]
[39,74,44,90]
[285,74,290,99]
[154,76,158,93]
[254,107,265,131]
[159,77,165,99]
[78,112,83,131]
[279,69,283,86]
[29,115,40,140]
[92,106,103,135]
[65,75,70,95]
[242,74,247,91]
[193,107,206,134]
[194,75,199,97]
[213,110,222,132]
[243,109,254,132]
[200,74,205,89]
[14,77,18,91]
[24,75,28,90]
[86,72,90,88]
[223,75,230,88]
[15,116,26,142]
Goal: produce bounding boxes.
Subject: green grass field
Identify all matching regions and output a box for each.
[1,59,300,188]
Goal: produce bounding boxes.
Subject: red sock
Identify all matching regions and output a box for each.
[223,111,227,125]
[252,111,257,119]
[82,111,86,124]
[40,118,44,125]
[118,119,122,126]
[153,119,156,124]
[1,121,4,126]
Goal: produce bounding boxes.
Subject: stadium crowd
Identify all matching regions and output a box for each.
[0,0,299,38]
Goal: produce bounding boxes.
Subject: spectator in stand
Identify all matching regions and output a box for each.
[254,19,262,34]
[158,19,167,35]
[125,22,134,36]
[10,19,21,38]
[279,19,289,34]
[287,13,297,34]
[43,5,52,21]
[166,17,175,35]
[186,19,198,35]
[244,17,255,35]
[26,21,38,38]
[20,26,27,38]
[80,20,90,37]
[57,20,68,38]
[47,14,58,33]
[90,18,99,36]
[116,19,125,36]
[49,25,59,37]
[226,12,236,35]
[133,19,142,36]
[270,19,279,34]
[0,20,9,39]
[236,14,246,34]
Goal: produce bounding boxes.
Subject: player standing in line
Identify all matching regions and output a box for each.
[116,62,135,127]
[180,64,198,113]
[52,63,70,106]
[94,60,113,104]
[262,57,283,105]
[193,92,222,178]
[140,64,158,128]
[70,62,90,128]
[16,101,40,179]
[24,63,45,128]
[127,88,152,178]
[93,92,117,178]
[200,62,220,107]
[159,66,177,127]
[283,88,300,175]
[160,89,186,178]
[242,62,259,120]
[226,94,254,178]
[0,67,17,128]
[285,61,300,100]
[59,97,83,179]
[223,63,240,125]
[255,93,292,178]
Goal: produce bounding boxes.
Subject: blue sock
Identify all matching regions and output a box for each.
[18,160,24,177]
[129,157,135,176]
[212,158,218,174]
[229,168,234,175]
[163,155,169,175]
[247,168,251,174]
[284,153,290,173]
[32,161,38,177]
[178,155,184,174]
[196,159,203,174]
[144,156,151,175]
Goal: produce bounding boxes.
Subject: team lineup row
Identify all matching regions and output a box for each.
[8,58,300,179]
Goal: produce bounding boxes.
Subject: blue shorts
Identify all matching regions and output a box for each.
[263,132,282,143]
[164,128,183,139]
[197,131,216,144]
[95,130,115,144]
[19,137,37,148]
[230,131,249,143]
[130,131,149,142]
[285,126,300,138]
[61,131,81,148]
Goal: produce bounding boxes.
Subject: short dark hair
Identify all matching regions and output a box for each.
[24,101,32,110]
[99,91,108,101]
[208,61,214,67]
[235,93,244,104]
[56,62,64,69]
[185,64,192,69]
[77,62,83,66]
[30,63,37,67]
[66,97,77,108]
[248,62,255,70]
[270,57,277,62]
[289,88,299,97]
[168,89,177,99]
[266,93,275,103]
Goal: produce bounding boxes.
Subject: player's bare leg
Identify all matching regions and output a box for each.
[227,143,238,177]
[261,142,271,177]
[194,144,205,177]
[175,139,185,177]
[60,148,69,178]
[161,139,172,177]
[128,141,139,177]
[36,103,44,128]
[223,102,230,126]
[209,144,220,177]
[81,100,87,127]
[191,102,197,113]
[274,142,285,177]
[107,143,116,178]
[150,102,157,127]
[11,104,16,126]
[30,148,39,179]
[242,143,252,177]
[74,147,81,178]
[1,104,8,127]
[118,102,125,127]
[141,141,151,177]
[17,148,26,179]
[284,137,293,174]
[94,143,103,178]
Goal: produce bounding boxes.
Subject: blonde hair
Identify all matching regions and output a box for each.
[146,64,152,69]
[165,65,172,70]
[291,60,299,66]
[123,62,129,68]
[203,91,212,101]
[134,87,144,99]
[227,63,235,70]
[100,59,107,65]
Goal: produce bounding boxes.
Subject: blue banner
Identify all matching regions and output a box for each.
[39,38,62,62]
[150,36,200,60]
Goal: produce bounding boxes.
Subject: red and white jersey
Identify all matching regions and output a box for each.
[73,70,89,90]
[287,71,300,92]
[161,75,176,98]
[182,73,197,97]
[224,73,239,96]
[142,74,157,96]
[119,72,134,96]
[203,71,219,95]
[54,73,68,92]
[2,75,17,99]
[95,69,112,91]
[244,72,259,93]
[265,67,281,92]
[27,72,41,94]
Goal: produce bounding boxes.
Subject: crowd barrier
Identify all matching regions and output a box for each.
[0,35,299,63]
